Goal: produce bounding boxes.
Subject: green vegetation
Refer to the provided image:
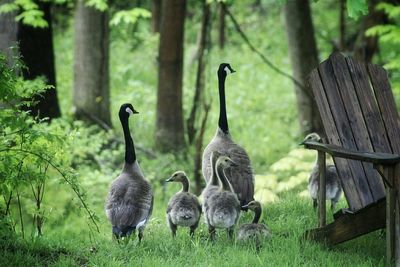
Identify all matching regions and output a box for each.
[0,1,394,266]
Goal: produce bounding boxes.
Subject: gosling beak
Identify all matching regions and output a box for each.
[241,204,249,209]
[165,177,173,182]
[299,140,305,146]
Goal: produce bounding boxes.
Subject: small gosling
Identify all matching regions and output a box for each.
[302,133,342,210]
[166,171,201,238]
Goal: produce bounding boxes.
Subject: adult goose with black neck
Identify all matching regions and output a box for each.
[202,63,254,208]
[105,103,153,241]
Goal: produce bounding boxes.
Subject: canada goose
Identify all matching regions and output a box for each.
[302,133,342,210]
[201,150,222,205]
[105,103,153,241]
[204,155,241,241]
[202,63,254,208]
[237,201,271,247]
[166,171,201,238]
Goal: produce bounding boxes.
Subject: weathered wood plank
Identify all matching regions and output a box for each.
[318,151,326,227]
[304,198,385,246]
[318,60,374,207]
[302,141,400,164]
[308,69,362,210]
[368,64,400,154]
[330,54,386,202]
[386,166,395,265]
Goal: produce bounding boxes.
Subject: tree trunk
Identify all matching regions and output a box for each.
[353,0,387,62]
[156,0,186,152]
[283,0,322,136]
[73,0,111,129]
[152,0,162,33]
[0,0,18,65]
[18,1,61,119]
[218,2,225,50]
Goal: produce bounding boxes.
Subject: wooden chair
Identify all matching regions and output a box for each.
[302,52,400,265]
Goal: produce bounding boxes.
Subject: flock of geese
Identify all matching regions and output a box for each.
[104,63,342,246]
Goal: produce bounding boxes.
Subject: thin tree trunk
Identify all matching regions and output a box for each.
[0,0,18,65]
[353,0,386,62]
[339,0,346,51]
[152,0,162,33]
[283,0,322,136]
[218,2,225,50]
[156,0,186,152]
[73,0,111,128]
[187,0,211,145]
[18,1,61,119]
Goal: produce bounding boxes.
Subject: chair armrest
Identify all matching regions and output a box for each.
[301,141,400,165]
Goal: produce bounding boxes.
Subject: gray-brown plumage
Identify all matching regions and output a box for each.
[166,171,201,238]
[202,63,254,208]
[204,155,241,241]
[105,103,153,241]
[303,133,342,210]
[237,201,271,248]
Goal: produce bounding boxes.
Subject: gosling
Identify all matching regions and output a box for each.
[238,201,271,248]
[166,171,202,238]
[302,133,342,210]
[204,155,240,241]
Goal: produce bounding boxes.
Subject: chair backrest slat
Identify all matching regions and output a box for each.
[308,53,398,211]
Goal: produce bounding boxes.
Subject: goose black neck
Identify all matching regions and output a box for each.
[180,177,189,193]
[216,164,231,191]
[120,115,136,164]
[218,73,229,134]
[252,207,262,224]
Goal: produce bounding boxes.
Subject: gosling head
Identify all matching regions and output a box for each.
[119,103,139,120]
[216,155,238,169]
[300,132,322,145]
[166,171,187,183]
[241,200,262,211]
[218,63,236,78]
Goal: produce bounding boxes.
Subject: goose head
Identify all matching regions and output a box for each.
[216,155,238,169]
[241,200,261,211]
[300,132,322,145]
[119,103,139,120]
[217,63,236,78]
[166,171,187,183]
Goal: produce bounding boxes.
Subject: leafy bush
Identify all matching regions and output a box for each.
[0,54,98,237]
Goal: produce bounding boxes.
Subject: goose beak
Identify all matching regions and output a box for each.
[133,109,139,114]
[165,177,173,182]
[231,69,236,73]
[241,204,249,209]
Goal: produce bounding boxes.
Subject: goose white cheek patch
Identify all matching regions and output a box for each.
[126,107,134,115]
[224,66,231,75]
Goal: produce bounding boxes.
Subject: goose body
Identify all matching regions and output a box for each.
[166,171,201,237]
[237,201,271,245]
[203,155,241,240]
[302,133,342,210]
[202,63,254,208]
[105,104,153,241]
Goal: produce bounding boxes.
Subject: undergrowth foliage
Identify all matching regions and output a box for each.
[0,54,99,237]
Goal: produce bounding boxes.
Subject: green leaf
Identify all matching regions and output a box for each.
[347,0,368,19]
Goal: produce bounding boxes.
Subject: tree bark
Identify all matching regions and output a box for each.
[0,0,18,65]
[218,2,225,50]
[152,0,162,33]
[156,0,186,152]
[283,0,322,136]
[187,0,210,145]
[73,0,111,129]
[353,0,387,62]
[18,1,61,119]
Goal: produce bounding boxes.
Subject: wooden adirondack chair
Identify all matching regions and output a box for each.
[302,52,400,265]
